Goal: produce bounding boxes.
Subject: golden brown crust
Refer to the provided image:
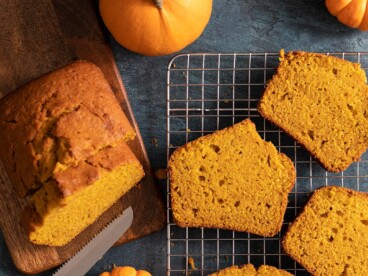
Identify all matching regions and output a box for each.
[282,186,368,275]
[20,206,42,235]
[0,60,135,196]
[258,50,368,172]
[54,142,139,197]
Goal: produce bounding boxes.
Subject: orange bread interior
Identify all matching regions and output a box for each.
[169,119,295,237]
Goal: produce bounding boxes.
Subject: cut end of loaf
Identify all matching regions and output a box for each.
[169,119,295,237]
[23,161,144,246]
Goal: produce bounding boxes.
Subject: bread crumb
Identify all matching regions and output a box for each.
[188,257,197,270]
[186,128,191,133]
[155,169,167,180]
[151,138,158,147]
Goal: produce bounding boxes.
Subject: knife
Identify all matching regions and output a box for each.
[53,206,133,276]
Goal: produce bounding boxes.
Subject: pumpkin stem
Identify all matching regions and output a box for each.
[154,0,163,9]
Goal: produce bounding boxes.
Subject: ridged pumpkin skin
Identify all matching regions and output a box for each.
[99,266,152,276]
[326,0,368,30]
[99,0,213,56]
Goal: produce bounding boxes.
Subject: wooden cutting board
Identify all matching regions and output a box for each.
[0,0,166,274]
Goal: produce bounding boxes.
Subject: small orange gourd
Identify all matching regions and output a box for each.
[99,0,213,56]
[99,266,152,276]
[326,0,368,30]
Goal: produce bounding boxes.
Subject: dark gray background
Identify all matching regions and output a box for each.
[1,0,368,275]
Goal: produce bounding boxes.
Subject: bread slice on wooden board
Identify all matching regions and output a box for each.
[258,50,368,172]
[0,60,142,246]
[169,119,295,237]
[283,186,368,275]
[22,142,144,246]
[209,263,292,276]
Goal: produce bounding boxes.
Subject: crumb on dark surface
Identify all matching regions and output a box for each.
[151,137,158,147]
[155,168,167,180]
[188,257,197,270]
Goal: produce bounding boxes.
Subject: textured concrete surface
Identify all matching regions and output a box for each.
[1,0,368,275]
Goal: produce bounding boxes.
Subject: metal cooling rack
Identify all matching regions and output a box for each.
[166,52,368,276]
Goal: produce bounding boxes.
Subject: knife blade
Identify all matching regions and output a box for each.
[53,206,133,276]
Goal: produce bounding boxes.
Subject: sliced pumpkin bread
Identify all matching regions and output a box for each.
[258,50,368,172]
[0,61,142,246]
[209,264,292,276]
[283,186,368,275]
[22,142,144,246]
[169,119,295,237]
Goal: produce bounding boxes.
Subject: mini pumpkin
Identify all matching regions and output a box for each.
[99,266,152,276]
[326,0,368,31]
[99,0,213,56]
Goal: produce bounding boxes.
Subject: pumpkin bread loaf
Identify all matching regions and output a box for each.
[283,186,368,275]
[0,60,135,197]
[0,61,143,246]
[169,119,295,237]
[258,50,368,172]
[209,264,292,276]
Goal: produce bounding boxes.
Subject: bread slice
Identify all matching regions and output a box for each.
[169,119,295,237]
[258,50,368,172]
[283,186,368,275]
[22,142,144,246]
[209,264,292,276]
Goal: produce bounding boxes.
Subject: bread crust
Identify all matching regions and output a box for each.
[0,60,135,197]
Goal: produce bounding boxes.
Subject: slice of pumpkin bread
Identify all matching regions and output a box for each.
[209,264,292,276]
[258,50,368,172]
[283,186,368,275]
[22,142,144,246]
[169,119,295,237]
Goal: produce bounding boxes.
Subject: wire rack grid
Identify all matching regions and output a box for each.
[166,52,368,276]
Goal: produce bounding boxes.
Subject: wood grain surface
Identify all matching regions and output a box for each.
[0,0,165,274]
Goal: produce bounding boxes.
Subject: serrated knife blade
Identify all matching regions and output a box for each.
[53,206,133,276]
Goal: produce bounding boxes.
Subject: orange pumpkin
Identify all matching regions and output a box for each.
[326,0,368,30]
[99,0,213,56]
[99,266,152,276]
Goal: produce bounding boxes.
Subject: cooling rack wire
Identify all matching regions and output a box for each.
[166,52,368,276]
